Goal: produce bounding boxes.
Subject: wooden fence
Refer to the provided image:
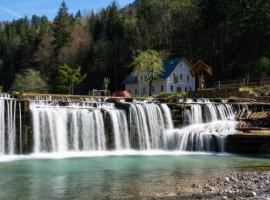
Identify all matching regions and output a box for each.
[216,77,270,88]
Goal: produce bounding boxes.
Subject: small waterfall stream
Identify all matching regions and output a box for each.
[129,103,169,150]
[166,99,236,152]
[0,94,19,155]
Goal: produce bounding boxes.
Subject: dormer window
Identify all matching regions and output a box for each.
[180,74,183,80]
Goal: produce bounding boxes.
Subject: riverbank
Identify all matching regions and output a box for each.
[154,169,270,200]
[193,170,270,200]
[149,167,270,200]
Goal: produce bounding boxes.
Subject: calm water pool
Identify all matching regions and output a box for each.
[0,152,269,200]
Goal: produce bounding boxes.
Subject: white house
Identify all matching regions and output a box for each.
[122,57,195,96]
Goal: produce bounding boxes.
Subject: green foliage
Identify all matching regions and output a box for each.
[249,86,270,96]
[132,50,166,95]
[153,92,187,98]
[1,0,270,94]
[57,64,86,94]
[53,1,72,54]
[11,69,48,93]
[245,57,270,78]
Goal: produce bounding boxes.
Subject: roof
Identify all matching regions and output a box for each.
[122,74,138,84]
[191,60,213,76]
[160,58,181,78]
[123,57,189,84]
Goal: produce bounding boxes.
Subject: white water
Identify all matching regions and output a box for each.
[0,96,240,156]
[30,102,107,153]
[166,121,236,151]
[129,103,170,150]
[166,99,236,152]
[105,109,130,150]
[0,94,18,155]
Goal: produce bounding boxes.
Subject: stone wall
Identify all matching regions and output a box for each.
[226,134,270,154]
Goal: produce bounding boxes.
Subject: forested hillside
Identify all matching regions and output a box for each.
[0,0,270,94]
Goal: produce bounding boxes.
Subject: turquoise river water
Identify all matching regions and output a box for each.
[0,152,269,200]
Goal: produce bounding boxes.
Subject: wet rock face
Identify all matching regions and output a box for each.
[193,171,270,200]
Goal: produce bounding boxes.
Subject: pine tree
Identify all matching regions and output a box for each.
[53,1,72,55]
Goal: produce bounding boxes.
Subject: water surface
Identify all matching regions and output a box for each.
[0,153,269,200]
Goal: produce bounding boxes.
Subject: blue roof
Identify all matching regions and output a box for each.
[122,74,138,84]
[122,57,183,84]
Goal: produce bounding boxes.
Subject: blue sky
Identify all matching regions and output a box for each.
[0,0,134,21]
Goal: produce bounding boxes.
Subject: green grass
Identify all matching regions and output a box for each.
[153,92,187,98]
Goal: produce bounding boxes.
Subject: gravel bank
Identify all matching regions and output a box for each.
[192,171,270,200]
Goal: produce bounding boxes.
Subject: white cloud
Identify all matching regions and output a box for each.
[0,5,22,18]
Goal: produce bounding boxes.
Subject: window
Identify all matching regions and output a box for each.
[190,87,192,91]
[177,87,181,92]
[180,63,183,68]
[170,85,173,92]
[187,75,190,82]
[179,74,183,80]
[140,76,143,81]
[161,85,164,92]
[185,87,187,92]
[135,88,138,95]
[174,76,179,83]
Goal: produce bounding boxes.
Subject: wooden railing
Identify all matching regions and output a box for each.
[216,77,270,88]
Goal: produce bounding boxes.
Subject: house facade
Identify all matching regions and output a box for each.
[123,57,195,96]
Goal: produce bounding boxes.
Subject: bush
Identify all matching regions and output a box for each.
[12,69,48,93]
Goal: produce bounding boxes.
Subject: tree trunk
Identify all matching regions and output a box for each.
[149,79,153,96]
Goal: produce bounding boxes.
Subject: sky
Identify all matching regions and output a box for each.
[0,0,134,21]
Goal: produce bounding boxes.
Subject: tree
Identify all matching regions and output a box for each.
[132,49,166,96]
[11,69,48,93]
[53,1,72,55]
[34,32,54,77]
[245,57,270,78]
[57,64,86,94]
[58,21,91,66]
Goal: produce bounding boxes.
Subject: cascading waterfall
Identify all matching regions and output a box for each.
[0,95,242,156]
[0,94,18,155]
[166,99,236,152]
[29,101,173,153]
[30,102,106,153]
[128,103,170,150]
[105,109,130,150]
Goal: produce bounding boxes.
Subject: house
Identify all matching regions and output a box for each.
[122,57,195,96]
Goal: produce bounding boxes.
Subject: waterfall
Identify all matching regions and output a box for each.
[0,99,5,155]
[30,102,106,153]
[105,109,130,150]
[160,104,174,129]
[166,99,236,152]
[0,95,244,155]
[0,94,18,155]
[166,121,236,151]
[129,103,168,150]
